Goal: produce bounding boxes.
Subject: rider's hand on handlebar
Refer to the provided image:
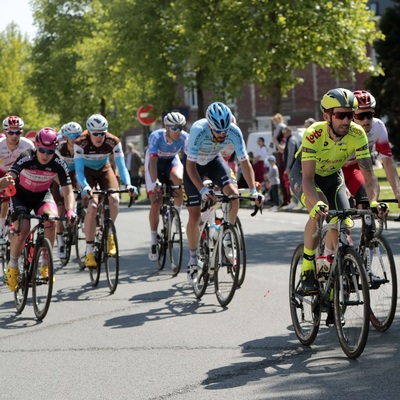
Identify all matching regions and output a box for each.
[81,186,92,199]
[126,184,138,197]
[310,201,328,219]
[250,187,264,206]
[66,209,77,225]
[370,200,389,219]
[200,186,216,202]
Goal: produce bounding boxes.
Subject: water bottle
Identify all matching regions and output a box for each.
[212,224,220,241]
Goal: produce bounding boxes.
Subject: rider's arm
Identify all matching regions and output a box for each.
[73,143,89,189]
[357,157,380,203]
[114,152,131,186]
[149,156,159,183]
[61,184,75,211]
[240,157,257,189]
[382,156,400,204]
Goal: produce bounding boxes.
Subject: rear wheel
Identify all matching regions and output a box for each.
[14,247,30,314]
[157,213,167,271]
[1,242,9,284]
[334,247,369,359]
[235,217,246,287]
[104,221,119,294]
[214,225,240,307]
[89,229,102,286]
[32,239,54,320]
[289,243,320,346]
[60,224,72,267]
[169,207,183,276]
[75,212,87,270]
[193,225,210,299]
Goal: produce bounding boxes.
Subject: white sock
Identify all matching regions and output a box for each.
[0,218,5,233]
[57,234,64,247]
[150,230,158,245]
[86,243,94,254]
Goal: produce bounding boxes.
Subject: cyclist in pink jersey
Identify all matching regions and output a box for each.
[1,128,75,292]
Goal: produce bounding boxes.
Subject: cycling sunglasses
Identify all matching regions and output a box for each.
[213,128,229,135]
[7,130,22,136]
[90,131,106,137]
[354,111,374,121]
[331,111,354,120]
[37,147,55,155]
[65,133,80,139]
[169,125,183,132]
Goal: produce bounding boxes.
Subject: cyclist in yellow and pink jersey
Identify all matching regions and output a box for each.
[290,88,382,297]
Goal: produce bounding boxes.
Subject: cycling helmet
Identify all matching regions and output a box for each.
[3,115,24,131]
[163,112,186,127]
[320,88,358,112]
[206,102,232,131]
[35,127,59,149]
[353,90,376,109]
[62,121,83,139]
[86,114,108,132]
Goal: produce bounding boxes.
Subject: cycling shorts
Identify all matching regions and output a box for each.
[84,163,119,191]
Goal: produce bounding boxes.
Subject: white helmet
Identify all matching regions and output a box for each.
[62,121,83,139]
[3,115,24,131]
[86,114,108,131]
[163,112,186,127]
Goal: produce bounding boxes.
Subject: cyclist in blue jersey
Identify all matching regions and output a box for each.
[145,112,188,261]
[74,114,138,268]
[184,102,264,284]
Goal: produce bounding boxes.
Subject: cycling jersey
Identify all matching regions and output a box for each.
[74,131,131,188]
[0,137,34,174]
[148,128,188,159]
[343,117,392,167]
[298,121,370,176]
[9,149,71,196]
[56,142,75,172]
[185,119,248,166]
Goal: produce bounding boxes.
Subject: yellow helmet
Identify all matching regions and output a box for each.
[320,88,358,112]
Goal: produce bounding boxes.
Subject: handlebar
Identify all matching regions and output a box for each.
[90,188,136,207]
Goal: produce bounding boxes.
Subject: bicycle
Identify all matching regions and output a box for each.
[14,213,66,320]
[289,208,370,359]
[87,188,134,294]
[193,191,261,307]
[154,182,183,276]
[355,201,397,332]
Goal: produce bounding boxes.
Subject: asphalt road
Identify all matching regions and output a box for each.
[0,205,399,400]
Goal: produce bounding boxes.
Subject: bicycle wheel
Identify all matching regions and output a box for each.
[60,224,73,267]
[157,214,167,271]
[169,207,183,276]
[235,217,247,287]
[289,243,320,346]
[214,224,240,307]
[193,225,210,299]
[0,243,9,284]
[32,238,54,320]
[75,213,87,270]
[334,247,370,359]
[104,221,119,294]
[14,247,29,314]
[364,235,397,332]
[89,229,102,286]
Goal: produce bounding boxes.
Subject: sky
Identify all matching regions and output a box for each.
[0,0,37,39]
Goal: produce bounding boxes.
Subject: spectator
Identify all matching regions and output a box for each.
[253,137,267,185]
[126,143,143,196]
[265,155,280,211]
[304,118,316,128]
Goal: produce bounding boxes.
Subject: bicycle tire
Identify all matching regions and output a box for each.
[193,225,211,299]
[14,247,29,314]
[1,243,9,284]
[32,238,54,320]
[214,224,240,307]
[104,221,119,294]
[334,247,370,359]
[235,217,247,287]
[169,207,183,276]
[157,213,167,271]
[60,224,73,266]
[289,243,320,346]
[89,229,102,286]
[75,213,87,270]
[364,235,397,332]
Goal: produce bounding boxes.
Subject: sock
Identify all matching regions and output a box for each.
[9,256,19,269]
[175,205,182,215]
[57,233,64,247]
[150,230,158,245]
[86,242,94,254]
[0,218,5,234]
[189,249,198,265]
[302,247,316,272]
[323,247,334,257]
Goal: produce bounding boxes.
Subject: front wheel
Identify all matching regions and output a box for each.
[193,225,211,299]
[104,221,119,294]
[157,214,167,271]
[60,224,73,267]
[169,207,183,276]
[214,224,240,307]
[89,229,102,287]
[32,238,54,320]
[235,217,246,287]
[14,247,30,314]
[75,212,87,270]
[289,243,320,346]
[334,247,370,359]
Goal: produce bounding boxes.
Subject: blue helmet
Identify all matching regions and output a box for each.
[206,102,232,131]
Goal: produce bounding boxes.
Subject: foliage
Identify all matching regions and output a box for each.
[366,0,400,157]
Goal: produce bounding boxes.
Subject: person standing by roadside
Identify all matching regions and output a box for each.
[126,143,143,197]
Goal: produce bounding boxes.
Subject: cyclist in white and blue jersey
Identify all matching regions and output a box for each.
[144,112,188,261]
[184,102,264,284]
[74,114,137,268]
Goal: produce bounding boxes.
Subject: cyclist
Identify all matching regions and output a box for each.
[184,101,264,284]
[53,121,82,258]
[74,114,138,268]
[289,88,383,296]
[145,112,188,261]
[2,127,76,292]
[0,116,35,243]
[342,89,400,206]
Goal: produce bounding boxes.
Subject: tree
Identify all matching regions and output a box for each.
[366,0,400,157]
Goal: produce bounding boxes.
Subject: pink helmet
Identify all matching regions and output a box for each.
[35,127,59,149]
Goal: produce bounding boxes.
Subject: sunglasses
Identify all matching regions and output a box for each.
[66,133,80,139]
[213,128,229,134]
[169,125,183,132]
[37,147,55,155]
[8,130,22,136]
[354,111,374,121]
[331,111,354,120]
[91,131,106,137]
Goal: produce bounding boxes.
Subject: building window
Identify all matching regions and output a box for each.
[369,2,379,15]
[184,87,198,110]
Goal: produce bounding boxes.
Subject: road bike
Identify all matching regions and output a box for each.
[14,213,66,320]
[155,182,183,276]
[88,188,134,294]
[355,202,397,332]
[193,191,261,307]
[289,208,370,359]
